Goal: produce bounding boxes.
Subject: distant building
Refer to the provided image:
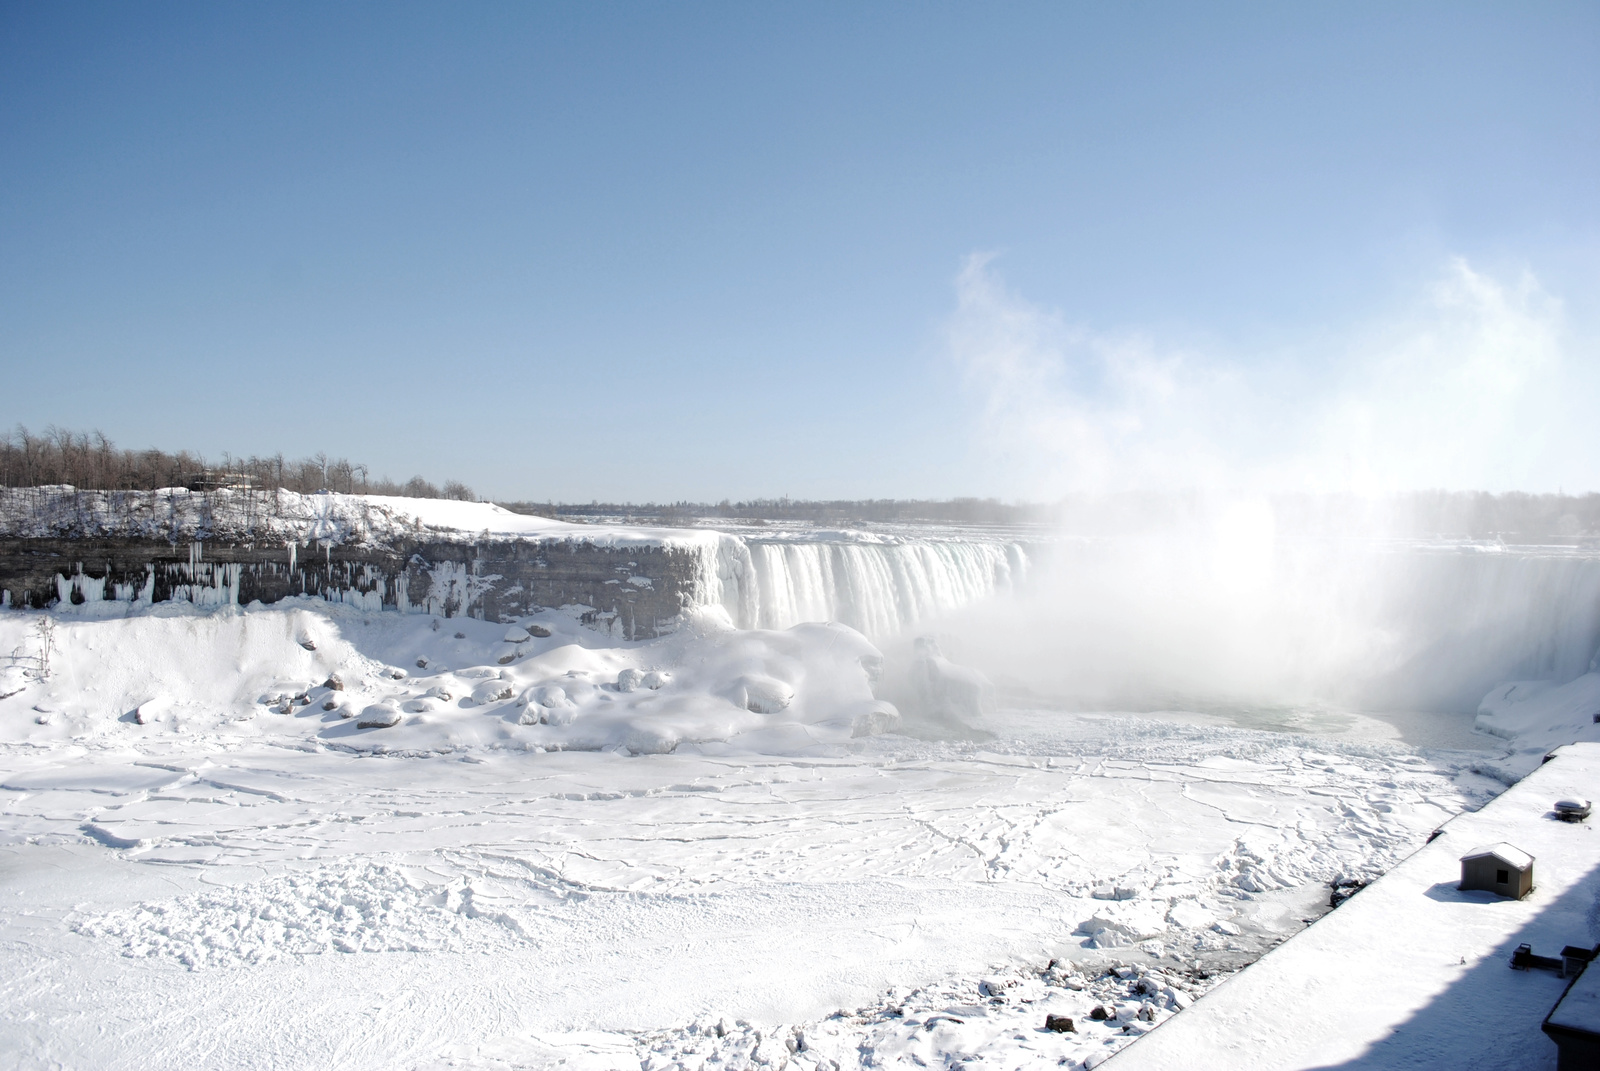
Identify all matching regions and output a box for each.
[1459,843,1534,899]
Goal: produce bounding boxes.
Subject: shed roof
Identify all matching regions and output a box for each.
[1461,843,1534,870]
[1547,961,1600,1039]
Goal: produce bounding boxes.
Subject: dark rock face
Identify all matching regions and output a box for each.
[0,536,708,639]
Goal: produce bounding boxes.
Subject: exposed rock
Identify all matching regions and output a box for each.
[472,679,516,705]
[527,624,552,638]
[322,675,344,691]
[1044,1015,1076,1033]
[356,704,401,728]
[299,638,316,651]
[1089,1006,1111,1022]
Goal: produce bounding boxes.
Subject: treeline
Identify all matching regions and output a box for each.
[504,491,1600,540]
[0,426,475,500]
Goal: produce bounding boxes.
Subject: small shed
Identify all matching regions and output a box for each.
[1459,843,1534,899]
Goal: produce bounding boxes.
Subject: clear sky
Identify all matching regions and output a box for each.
[2,2,1596,501]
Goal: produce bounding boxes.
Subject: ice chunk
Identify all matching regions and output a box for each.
[908,636,994,727]
[850,701,902,737]
[1166,900,1215,930]
[133,697,170,725]
[736,674,794,714]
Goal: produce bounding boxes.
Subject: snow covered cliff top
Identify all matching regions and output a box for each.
[0,487,714,549]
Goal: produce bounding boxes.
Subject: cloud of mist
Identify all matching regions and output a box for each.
[951,254,1576,498]
[932,255,1599,720]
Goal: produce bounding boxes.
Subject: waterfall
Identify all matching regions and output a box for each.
[1353,546,1600,710]
[693,533,1027,638]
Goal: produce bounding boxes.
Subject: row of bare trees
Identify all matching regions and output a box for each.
[0,426,475,500]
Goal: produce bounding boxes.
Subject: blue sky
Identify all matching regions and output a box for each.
[2,3,1596,500]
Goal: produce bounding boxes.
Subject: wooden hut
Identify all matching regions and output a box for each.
[1459,843,1534,899]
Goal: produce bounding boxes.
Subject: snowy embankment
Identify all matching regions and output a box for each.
[1106,742,1600,1071]
[1477,673,1600,774]
[0,599,1500,1070]
[0,486,676,547]
[0,599,897,755]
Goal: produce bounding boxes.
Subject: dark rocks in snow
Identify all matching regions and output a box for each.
[527,624,552,638]
[299,639,316,651]
[1044,1015,1076,1033]
[321,698,340,711]
[1089,1006,1111,1021]
[1329,878,1369,908]
[454,631,466,639]
[323,675,344,691]
[416,658,428,669]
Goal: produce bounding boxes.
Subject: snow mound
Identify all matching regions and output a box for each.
[72,860,508,969]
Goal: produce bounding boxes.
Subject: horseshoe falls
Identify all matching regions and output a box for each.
[699,534,1029,638]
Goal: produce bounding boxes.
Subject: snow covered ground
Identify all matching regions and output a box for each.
[1107,742,1600,1071]
[0,598,1505,1070]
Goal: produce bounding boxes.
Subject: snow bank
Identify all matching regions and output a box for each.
[1476,673,1600,773]
[0,486,703,549]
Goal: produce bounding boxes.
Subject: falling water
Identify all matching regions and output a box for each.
[695,534,1028,639]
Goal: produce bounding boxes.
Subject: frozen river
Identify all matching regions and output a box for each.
[0,702,1500,1070]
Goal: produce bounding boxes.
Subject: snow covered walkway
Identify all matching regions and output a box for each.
[1107,742,1600,1070]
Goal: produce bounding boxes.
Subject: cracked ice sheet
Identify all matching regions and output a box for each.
[0,709,1497,1070]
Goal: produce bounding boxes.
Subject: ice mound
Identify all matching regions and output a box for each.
[0,599,903,756]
